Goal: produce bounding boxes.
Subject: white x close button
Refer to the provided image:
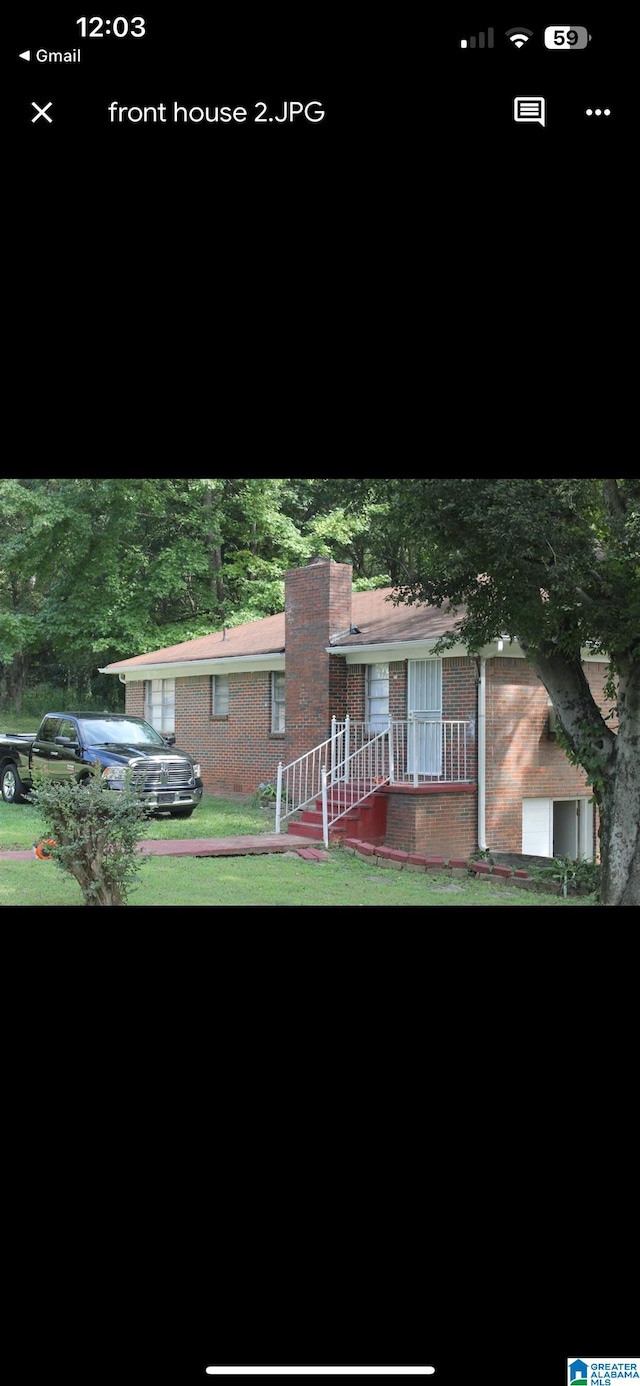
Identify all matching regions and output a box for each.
[32,102,53,123]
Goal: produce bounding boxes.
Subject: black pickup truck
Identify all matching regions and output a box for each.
[0,712,203,818]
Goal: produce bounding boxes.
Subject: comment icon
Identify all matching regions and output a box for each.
[513,96,546,126]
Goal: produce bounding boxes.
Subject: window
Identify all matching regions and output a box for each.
[366,663,389,732]
[211,674,229,716]
[144,677,175,734]
[271,672,285,733]
[39,717,60,742]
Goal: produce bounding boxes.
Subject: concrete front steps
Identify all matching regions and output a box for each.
[287,785,388,844]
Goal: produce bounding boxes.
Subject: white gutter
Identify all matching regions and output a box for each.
[99,652,285,679]
[327,639,470,661]
[478,657,487,851]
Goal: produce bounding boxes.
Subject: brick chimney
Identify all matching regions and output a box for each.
[284,558,352,762]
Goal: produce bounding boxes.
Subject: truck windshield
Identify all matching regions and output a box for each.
[78,718,168,747]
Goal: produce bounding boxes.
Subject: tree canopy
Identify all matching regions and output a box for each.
[345,477,640,906]
[0,476,398,708]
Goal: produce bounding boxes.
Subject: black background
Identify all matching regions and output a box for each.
[9,6,629,457]
[6,14,633,1380]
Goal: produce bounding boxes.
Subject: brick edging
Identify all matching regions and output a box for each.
[341,842,593,896]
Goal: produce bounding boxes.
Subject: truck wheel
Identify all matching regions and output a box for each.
[169,807,194,819]
[1,763,25,804]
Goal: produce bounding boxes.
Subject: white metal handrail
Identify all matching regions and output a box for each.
[390,717,469,784]
[275,716,471,842]
[275,717,390,839]
[320,724,391,846]
[275,733,336,833]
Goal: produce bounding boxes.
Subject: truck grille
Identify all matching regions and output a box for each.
[129,758,194,792]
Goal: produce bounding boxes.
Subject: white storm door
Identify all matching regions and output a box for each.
[407,659,442,775]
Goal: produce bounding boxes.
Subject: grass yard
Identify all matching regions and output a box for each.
[0,793,596,906]
[0,787,270,852]
[0,848,596,907]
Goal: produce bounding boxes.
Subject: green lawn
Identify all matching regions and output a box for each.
[0,846,596,906]
[0,787,271,851]
[0,791,595,906]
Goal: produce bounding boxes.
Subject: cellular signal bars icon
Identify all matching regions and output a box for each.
[460,28,494,48]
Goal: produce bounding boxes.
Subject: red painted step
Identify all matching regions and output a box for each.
[286,789,388,844]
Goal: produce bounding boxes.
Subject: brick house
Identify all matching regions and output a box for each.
[100,557,612,859]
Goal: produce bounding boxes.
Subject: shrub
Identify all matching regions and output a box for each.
[533,854,601,900]
[252,780,287,807]
[28,773,153,906]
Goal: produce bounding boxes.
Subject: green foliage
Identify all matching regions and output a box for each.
[252,780,287,807]
[344,477,640,661]
[532,854,601,899]
[553,721,609,803]
[344,477,640,904]
[0,475,433,707]
[1,477,403,703]
[28,772,153,906]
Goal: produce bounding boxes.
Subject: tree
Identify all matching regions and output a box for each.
[1,477,345,698]
[30,774,152,905]
[346,478,640,907]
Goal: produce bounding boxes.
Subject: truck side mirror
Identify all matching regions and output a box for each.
[164,733,176,746]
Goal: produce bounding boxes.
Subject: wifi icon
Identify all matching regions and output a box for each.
[506,27,534,47]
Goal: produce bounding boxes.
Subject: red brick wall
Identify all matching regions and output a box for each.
[284,558,352,766]
[125,672,287,794]
[484,657,613,852]
[383,786,477,856]
[443,657,478,784]
[124,642,480,796]
[126,682,144,719]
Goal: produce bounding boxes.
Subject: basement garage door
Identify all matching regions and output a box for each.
[522,797,594,860]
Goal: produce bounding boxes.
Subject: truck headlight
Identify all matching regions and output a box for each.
[102,765,127,782]
[192,763,201,778]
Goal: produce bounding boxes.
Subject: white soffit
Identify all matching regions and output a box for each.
[329,640,471,664]
[101,653,285,681]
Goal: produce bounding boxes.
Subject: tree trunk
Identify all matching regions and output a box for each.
[7,652,27,712]
[525,643,639,906]
[599,659,640,906]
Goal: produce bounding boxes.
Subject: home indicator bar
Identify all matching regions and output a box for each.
[460,28,495,48]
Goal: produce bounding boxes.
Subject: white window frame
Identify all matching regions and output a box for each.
[211,673,229,716]
[144,677,175,734]
[366,662,390,733]
[271,671,285,733]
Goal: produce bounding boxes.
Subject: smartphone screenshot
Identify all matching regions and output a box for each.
[448,11,622,143]
[10,2,363,458]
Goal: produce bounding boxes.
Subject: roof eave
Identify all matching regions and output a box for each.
[99,651,285,680]
[326,638,469,661]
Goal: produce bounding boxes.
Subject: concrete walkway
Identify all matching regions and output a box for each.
[0,832,325,862]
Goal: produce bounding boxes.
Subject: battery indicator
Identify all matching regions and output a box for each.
[544,26,592,48]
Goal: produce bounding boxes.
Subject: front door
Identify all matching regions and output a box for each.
[407,659,442,776]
